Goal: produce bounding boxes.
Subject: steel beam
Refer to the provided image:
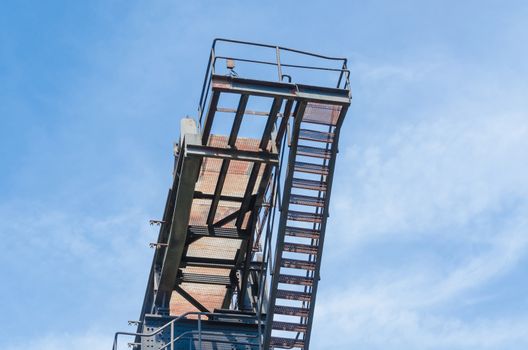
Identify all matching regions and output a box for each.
[201,91,220,144]
[155,119,202,307]
[212,74,350,105]
[185,144,278,164]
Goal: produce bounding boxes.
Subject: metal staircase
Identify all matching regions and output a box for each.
[113,39,351,350]
[264,102,346,349]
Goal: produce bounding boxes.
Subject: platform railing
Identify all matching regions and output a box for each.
[198,38,351,125]
[112,311,261,350]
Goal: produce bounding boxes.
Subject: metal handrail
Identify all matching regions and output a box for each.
[112,311,260,350]
[198,38,351,125]
[212,38,348,63]
[159,329,260,350]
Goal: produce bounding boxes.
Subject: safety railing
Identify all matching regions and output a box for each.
[112,311,261,350]
[198,38,351,125]
[159,330,260,350]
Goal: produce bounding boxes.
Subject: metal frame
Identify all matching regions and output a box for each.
[118,38,352,350]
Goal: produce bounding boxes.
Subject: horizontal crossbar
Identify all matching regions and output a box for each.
[185,144,278,164]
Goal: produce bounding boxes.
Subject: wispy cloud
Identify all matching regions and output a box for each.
[315,48,528,349]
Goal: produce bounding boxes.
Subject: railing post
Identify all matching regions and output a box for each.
[170,321,174,350]
[276,46,282,82]
[337,62,345,88]
[198,314,202,350]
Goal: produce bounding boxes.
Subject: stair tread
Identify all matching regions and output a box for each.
[281,258,317,270]
[294,161,329,175]
[283,242,319,254]
[297,145,332,159]
[290,194,325,207]
[287,210,323,223]
[278,274,314,286]
[274,305,310,317]
[292,178,327,191]
[285,226,320,239]
[276,289,312,302]
[270,336,305,348]
[272,321,308,332]
[299,129,334,143]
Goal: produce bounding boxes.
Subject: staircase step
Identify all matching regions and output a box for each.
[274,305,310,317]
[278,274,314,286]
[272,321,308,333]
[283,242,319,255]
[276,289,312,302]
[297,145,332,159]
[294,161,329,175]
[270,337,305,349]
[292,178,327,192]
[290,194,325,207]
[287,210,323,223]
[281,258,316,270]
[285,226,320,239]
[299,129,334,143]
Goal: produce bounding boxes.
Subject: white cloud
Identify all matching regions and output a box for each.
[316,50,528,349]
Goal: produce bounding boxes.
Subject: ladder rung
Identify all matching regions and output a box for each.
[294,161,329,175]
[274,305,310,317]
[285,226,320,239]
[292,178,327,191]
[299,129,334,143]
[287,210,323,223]
[272,321,308,333]
[297,145,332,159]
[283,242,319,255]
[276,289,312,302]
[281,258,316,270]
[290,194,325,207]
[270,337,305,349]
[278,274,314,286]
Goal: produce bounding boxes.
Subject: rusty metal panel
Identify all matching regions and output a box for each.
[186,237,241,260]
[170,283,227,316]
[170,134,266,316]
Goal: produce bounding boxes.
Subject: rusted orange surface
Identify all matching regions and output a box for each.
[170,134,266,316]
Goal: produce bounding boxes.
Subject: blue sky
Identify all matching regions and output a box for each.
[1,1,528,349]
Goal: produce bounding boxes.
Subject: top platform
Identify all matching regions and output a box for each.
[198,38,351,124]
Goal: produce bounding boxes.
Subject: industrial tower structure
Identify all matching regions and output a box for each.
[113,39,351,350]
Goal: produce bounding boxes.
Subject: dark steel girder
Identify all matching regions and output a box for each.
[207,94,249,225]
[154,121,202,307]
[185,144,278,164]
[212,74,350,105]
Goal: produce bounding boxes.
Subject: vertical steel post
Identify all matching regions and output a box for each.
[276,46,282,82]
[170,321,174,350]
[198,314,202,350]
